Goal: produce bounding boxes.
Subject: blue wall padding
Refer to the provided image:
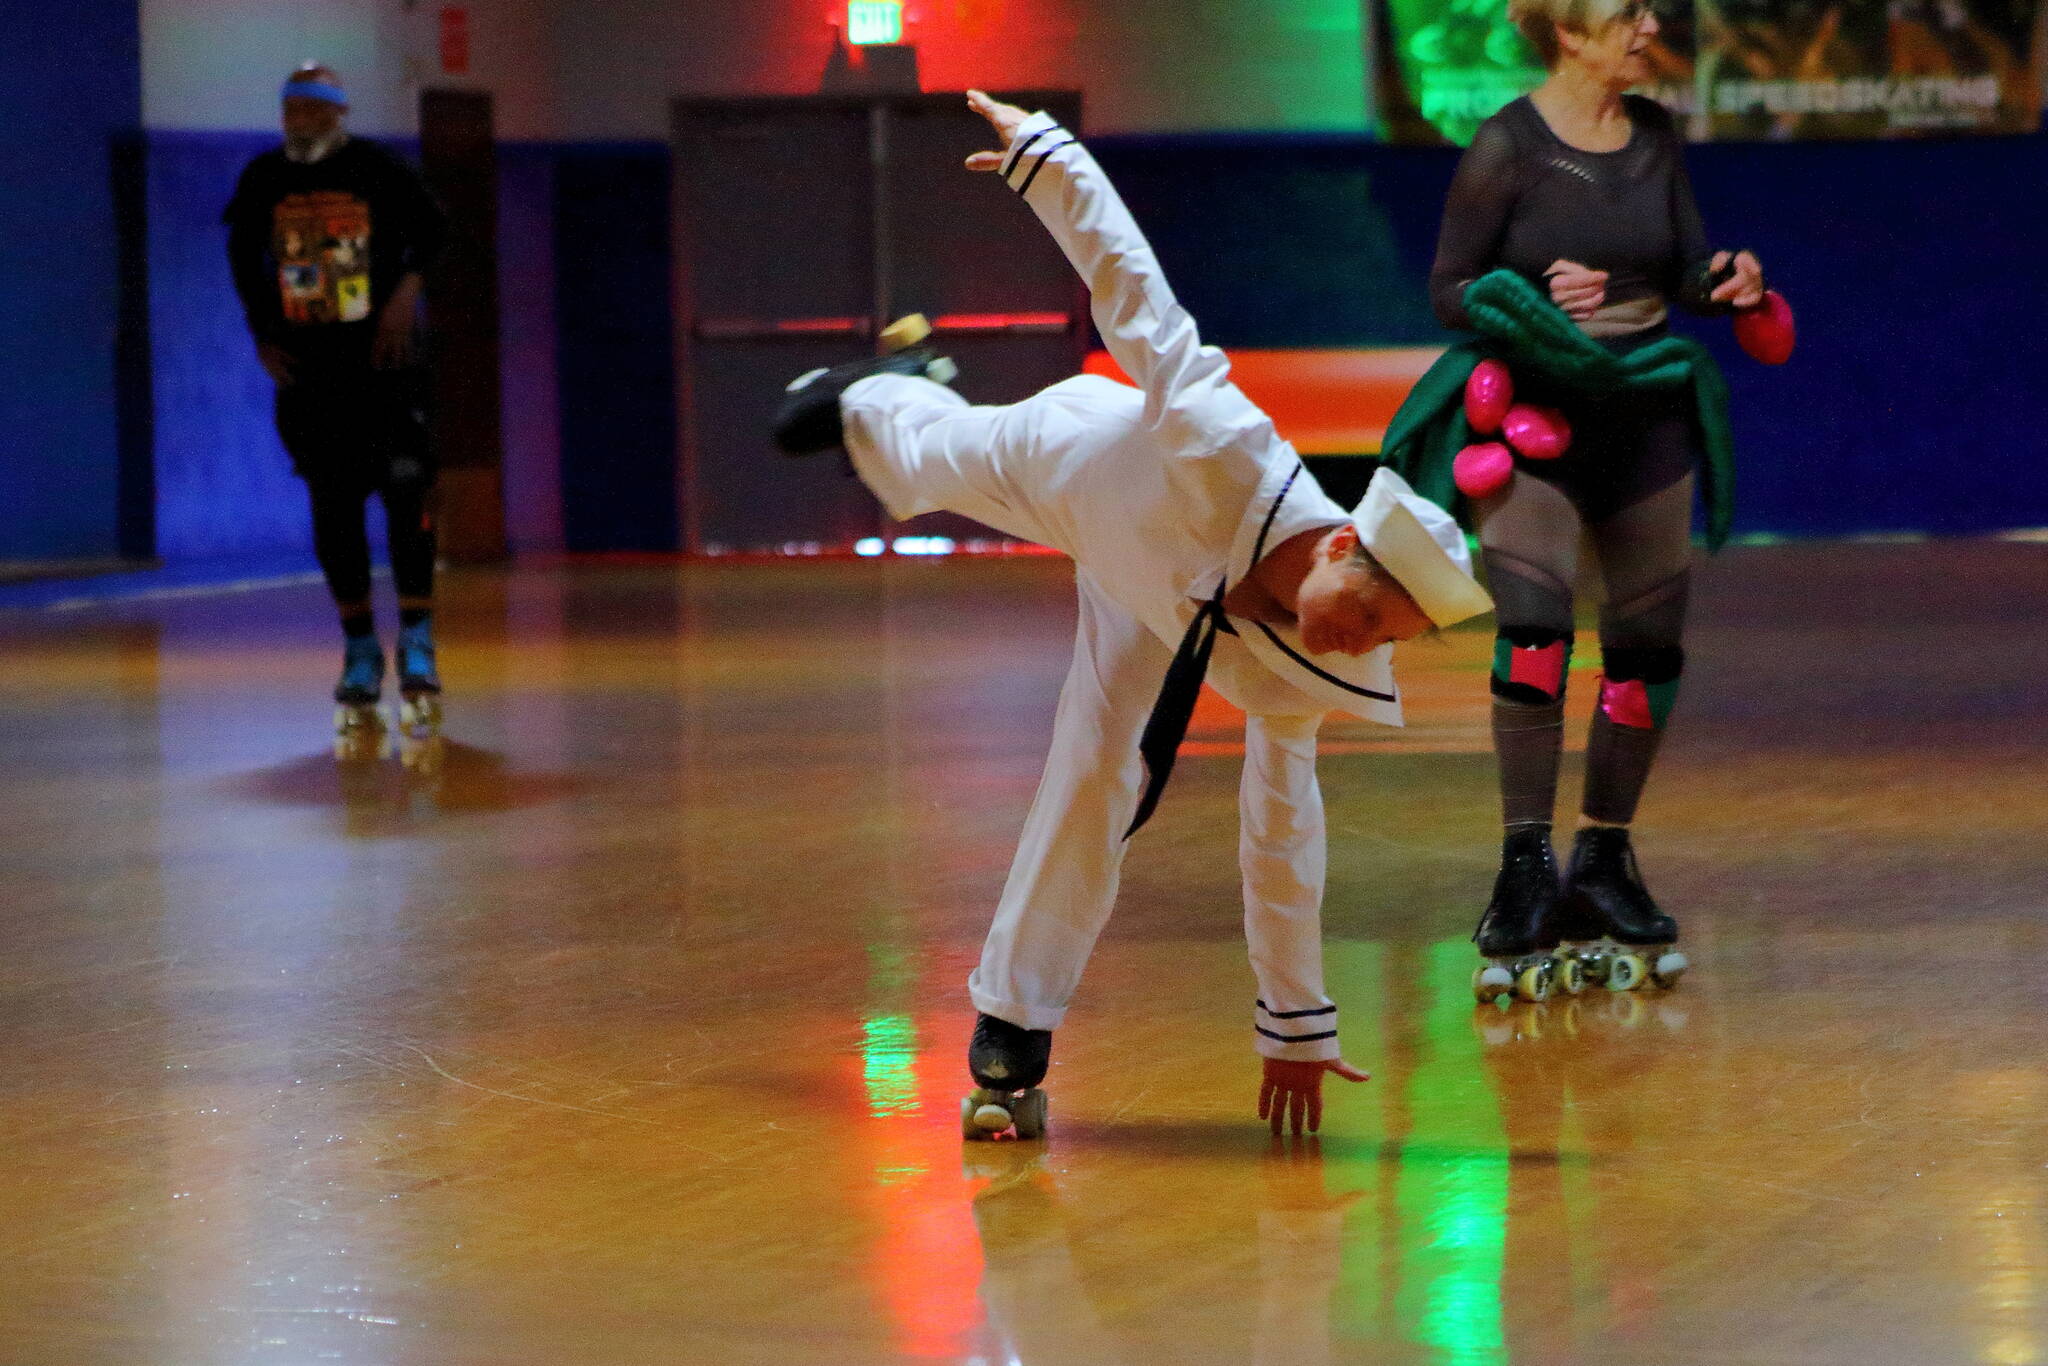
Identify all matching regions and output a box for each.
[0,0,145,560]
[1095,130,2048,538]
[145,130,320,561]
[1095,135,1452,348]
[1686,135,2048,538]
[554,144,679,553]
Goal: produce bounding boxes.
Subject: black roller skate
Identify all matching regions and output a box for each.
[1472,826,1579,1004]
[773,314,958,456]
[1555,826,1688,992]
[332,636,388,760]
[963,1013,1051,1141]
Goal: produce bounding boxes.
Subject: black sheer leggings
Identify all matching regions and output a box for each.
[1477,391,1698,831]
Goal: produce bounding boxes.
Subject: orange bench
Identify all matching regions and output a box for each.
[1082,347,1444,456]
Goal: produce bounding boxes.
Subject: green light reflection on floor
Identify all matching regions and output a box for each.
[1404,940,1510,1366]
[861,935,923,1122]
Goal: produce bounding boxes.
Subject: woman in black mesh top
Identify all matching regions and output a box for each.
[1435,0,1765,998]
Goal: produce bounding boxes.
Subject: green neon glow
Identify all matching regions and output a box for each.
[1400,941,1510,1365]
[861,1011,921,1120]
[1382,0,1542,145]
[847,0,903,46]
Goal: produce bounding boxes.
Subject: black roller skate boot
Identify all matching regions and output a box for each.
[1472,826,1574,1004]
[1555,825,1687,992]
[773,314,958,456]
[963,1012,1051,1141]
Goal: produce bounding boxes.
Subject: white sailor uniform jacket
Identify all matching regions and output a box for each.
[996,113,1407,724]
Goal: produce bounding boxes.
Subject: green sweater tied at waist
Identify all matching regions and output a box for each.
[1382,269,1737,550]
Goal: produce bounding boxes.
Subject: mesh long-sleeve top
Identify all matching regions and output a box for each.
[1430,95,1725,336]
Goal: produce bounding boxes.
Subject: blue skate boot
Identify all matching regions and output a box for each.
[773,315,958,456]
[963,1013,1052,1141]
[394,618,443,749]
[332,635,387,758]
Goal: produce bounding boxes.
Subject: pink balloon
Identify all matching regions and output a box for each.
[1734,289,1796,366]
[1464,359,1514,434]
[1502,404,1572,461]
[1453,442,1515,500]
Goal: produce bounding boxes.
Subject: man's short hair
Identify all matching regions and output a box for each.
[1347,539,1440,639]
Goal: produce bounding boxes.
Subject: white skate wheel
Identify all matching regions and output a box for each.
[1651,951,1688,988]
[1009,1089,1048,1140]
[973,1103,1013,1134]
[1606,954,1646,992]
[1473,965,1514,1003]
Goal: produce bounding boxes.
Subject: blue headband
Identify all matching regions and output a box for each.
[282,80,349,107]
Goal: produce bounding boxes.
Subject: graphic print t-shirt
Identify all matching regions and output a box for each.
[273,189,374,325]
[225,139,446,363]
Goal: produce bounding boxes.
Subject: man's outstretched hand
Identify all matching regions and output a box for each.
[964,89,1031,172]
[1260,1056,1370,1137]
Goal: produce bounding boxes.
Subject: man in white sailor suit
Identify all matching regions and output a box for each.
[776,91,1495,1138]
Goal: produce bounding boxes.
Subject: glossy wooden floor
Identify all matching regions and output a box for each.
[4,543,2046,1365]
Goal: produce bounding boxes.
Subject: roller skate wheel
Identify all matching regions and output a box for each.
[881,313,933,351]
[400,694,442,733]
[964,1092,1015,1136]
[1605,953,1646,992]
[1009,1089,1048,1141]
[1514,959,1554,1003]
[334,703,382,733]
[962,1095,1001,1140]
[1651,950,1689,988]
[1473,965,1514,1004]
[1552,953,1586,996]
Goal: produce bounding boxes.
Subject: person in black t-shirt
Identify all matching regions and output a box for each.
[225,64,450,751]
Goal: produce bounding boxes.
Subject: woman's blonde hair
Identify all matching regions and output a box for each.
[1509,0,1632,68]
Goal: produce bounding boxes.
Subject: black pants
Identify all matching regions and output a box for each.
[275,365,437,607]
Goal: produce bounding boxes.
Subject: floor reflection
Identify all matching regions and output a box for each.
[221,741,583,836]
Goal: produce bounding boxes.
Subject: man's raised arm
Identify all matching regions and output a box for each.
[965,91,1239,456]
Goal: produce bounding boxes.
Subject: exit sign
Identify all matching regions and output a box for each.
[847,0,903,45]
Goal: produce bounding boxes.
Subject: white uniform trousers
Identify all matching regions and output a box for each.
[843,373,1341,1061]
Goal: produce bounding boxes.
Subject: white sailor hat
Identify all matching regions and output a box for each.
[1350,467,1493,628]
